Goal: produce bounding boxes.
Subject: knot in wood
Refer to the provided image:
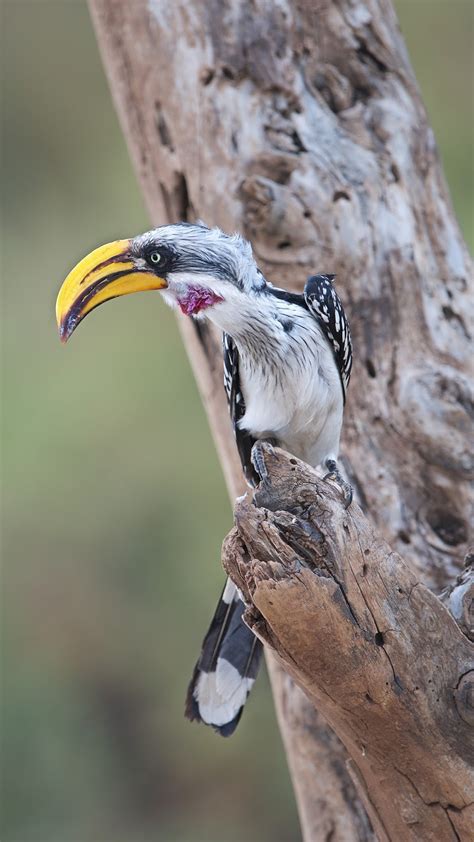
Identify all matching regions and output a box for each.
[454,671,474,727]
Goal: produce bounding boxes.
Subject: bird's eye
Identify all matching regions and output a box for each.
[149,251,161,265]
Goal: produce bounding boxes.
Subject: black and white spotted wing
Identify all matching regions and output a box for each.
[304,274,353,400]
[223,332,258,486]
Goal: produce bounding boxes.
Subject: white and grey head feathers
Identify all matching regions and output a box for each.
[130,222,265,293]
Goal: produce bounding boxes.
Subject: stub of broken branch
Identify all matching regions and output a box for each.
[223,445,474,842]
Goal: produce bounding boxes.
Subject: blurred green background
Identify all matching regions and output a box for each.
[1,2,472,840]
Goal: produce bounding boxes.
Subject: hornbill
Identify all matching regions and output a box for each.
[56,222,353,736]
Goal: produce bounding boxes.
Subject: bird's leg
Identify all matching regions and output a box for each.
[324,459,353,508]
[251,439,278,484]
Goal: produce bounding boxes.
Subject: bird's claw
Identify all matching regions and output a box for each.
[324,460,353,508]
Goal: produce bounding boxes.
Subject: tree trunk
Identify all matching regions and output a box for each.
[87,0,472,838]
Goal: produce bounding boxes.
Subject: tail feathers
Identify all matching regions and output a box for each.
[185,579,263,736]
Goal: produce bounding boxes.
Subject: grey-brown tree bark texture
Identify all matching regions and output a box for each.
[88,1,473,840]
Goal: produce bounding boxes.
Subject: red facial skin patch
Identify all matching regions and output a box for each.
[177,285,224,316]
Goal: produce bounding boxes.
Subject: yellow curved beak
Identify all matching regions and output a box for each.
[56,239,167,342]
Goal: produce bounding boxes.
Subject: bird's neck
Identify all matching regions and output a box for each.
[205,284,295,362]
[167,270,301,362]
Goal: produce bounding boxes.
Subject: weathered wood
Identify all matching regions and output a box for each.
[88,0,472,837]
[440,556,474,643]
[266,660,377,842]
[223,444,474,841]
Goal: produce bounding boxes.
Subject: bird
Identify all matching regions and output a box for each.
[56,221,353,737]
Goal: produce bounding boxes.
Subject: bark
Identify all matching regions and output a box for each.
[223,444,474,841]
[88,0,472,838]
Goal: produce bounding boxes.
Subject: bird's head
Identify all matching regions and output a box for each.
[56,223,263,342]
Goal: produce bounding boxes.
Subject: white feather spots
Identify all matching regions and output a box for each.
[195,660,255,727]
[305,277,352,403]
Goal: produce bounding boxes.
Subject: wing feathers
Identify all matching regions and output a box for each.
[304,274,353,399]
[223,332,258,485]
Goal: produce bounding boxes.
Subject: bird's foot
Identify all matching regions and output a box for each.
[251,439,277,484]
[324,459,353,508]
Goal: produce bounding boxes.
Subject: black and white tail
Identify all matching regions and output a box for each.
[185,578,263,736]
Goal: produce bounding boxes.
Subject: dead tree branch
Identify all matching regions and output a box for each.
[88,0,472,837]
[224,444,474,841]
